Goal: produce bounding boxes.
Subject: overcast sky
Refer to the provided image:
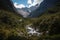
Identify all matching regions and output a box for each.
[12,0,43,8]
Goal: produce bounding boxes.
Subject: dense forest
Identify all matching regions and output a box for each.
[0,0,60,40]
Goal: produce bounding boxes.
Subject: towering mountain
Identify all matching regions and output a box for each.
[0,0,16,12]
[29,0,60,17]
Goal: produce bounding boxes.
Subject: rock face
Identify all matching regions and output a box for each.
[29,0,60,17]
[0,0,16,12]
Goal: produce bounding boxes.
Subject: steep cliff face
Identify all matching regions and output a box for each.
[0,0,16,12]
[29,0,60,17]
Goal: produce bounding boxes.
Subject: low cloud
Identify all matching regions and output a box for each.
[14,0,44,8]
[14,2,25,8]
[27,0,32,5]
[27,0,44,8]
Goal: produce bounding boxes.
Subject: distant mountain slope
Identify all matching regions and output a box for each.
[16,4,39,18]
[29,0,60,17]
[17,4,39,13]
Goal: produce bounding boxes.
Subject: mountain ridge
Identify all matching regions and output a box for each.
[29,0,60,17]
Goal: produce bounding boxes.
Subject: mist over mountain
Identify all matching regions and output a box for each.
[17,4,39,18]
[17,9,29,18]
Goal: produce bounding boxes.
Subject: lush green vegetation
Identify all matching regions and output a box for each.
[0,2,60,40]
[0,10,29,40]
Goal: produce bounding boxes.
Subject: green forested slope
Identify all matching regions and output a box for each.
[0,1,60,40]
[31,3,60,40]
[0,10,29,40]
